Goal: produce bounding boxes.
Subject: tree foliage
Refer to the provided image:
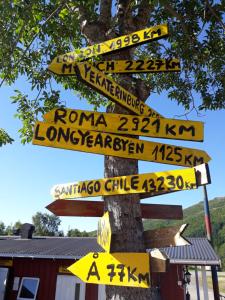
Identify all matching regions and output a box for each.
[0,0,224,145]
[32,211,62,236]
[67,228,90,237]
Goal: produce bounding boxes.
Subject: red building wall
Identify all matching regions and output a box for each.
[5,257,98,300]
[3,257,185,300]
[152,264,185,300]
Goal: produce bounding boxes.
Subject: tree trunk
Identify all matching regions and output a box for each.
[80,2,160,298]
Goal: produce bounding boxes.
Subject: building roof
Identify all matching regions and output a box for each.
[159,237,221,266]
[0,236,102,259]
[0,236,220,266]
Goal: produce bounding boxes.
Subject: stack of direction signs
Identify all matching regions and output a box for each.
[32,24,211,288]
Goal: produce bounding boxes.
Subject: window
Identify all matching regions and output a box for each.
[17,277,39,300]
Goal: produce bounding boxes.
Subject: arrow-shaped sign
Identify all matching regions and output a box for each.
[44,108,204,142]
[49,24,168,65]
[33,121,210,167]
[46,200,183,220]
[48,58,180,75]
[49,164,210,200]
[144,224,190,248]
[68,252,151,288]
[74,62,162,118]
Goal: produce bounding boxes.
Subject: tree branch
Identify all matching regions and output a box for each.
[162,2,190,36]
[99,0,112,28]
[134,0,153,30]
[0,1,67,88]
[205,0,225,31]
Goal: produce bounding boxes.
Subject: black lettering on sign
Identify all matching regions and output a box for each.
[125,60,133,71]
[128,267,137,282]
[79,112,95,126]
[193,156,204,166]
[107,264,116,282]
[131,33,140,43]
[155,59,164,70]
[166,124,176,136]
[147,60,155,70]
[166,175,176,190]
[136,60,145,71]
[138,273,150,285]
[131,175,139,190]
[176,175,184,189]
[179,125,195,137]
[86,261,100,281]
[118,117,128,131]
[62,63,72,74]
[117,264,126,282]
[34,124,45,141]
[166,59,180,70]
[157,176,165,191]
[54,109,67,124]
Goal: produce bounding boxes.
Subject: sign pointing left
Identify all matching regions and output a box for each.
[68,252,150,288]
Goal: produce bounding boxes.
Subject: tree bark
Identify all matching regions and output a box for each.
[79,1,160,299]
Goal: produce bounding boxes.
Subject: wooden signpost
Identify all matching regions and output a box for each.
[33,121,210,167]
[67,252,151,288]
[97,211,112,252]
[44,108,204,142]
[50,164,210,200]
[49,24,168,64]
[46,200,183,220]
[48,58,180,75]
[38,21,213,291]
[75,62,162,118]
[144,224,190,248]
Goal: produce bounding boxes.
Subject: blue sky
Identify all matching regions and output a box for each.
[1,76,225,233]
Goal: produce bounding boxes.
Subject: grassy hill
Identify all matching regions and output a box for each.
[143,196,225,269]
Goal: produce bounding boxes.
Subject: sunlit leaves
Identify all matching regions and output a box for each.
[0,129,14,146]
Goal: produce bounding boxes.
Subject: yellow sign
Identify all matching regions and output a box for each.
[50,165,202,200]
[33,121,210,167]
[97,211,112,252]
[68,252,150,288]
[0,259,13,267]
[44,108,204,142]
[48,58,180,75]
[75,62,162,118]
[49,24,168,64]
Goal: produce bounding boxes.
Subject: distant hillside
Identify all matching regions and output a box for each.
[143,196,225,269]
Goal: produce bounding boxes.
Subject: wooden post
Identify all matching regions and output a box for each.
[195,266,201,300]
[201,266,209,300]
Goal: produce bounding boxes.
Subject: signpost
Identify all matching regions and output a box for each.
[49,24,168,64]
[44,108,204,142]
[48,58,180,75]
[144,224,190,248]
[33,121,210,167]
[67,252,150,288]
[75,62,162,118]
[46,200,184,220]
[38,20,213,293]
[97,211,112,252]
[49,164,210,200]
